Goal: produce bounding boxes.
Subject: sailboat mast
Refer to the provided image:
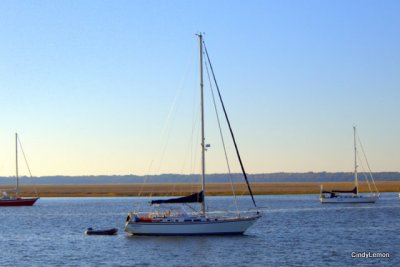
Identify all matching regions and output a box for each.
[353,126,358,195]
[199,33,206,215]
[15,133,19,195]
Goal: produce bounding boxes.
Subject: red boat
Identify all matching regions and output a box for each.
[0,133,40,207]
[0,197,39,206]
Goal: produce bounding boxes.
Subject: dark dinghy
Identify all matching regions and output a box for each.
[85,228,118,236]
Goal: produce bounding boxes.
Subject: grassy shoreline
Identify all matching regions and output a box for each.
[2,181,399,197]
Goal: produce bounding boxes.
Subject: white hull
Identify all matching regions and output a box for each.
[320,195,378,204]
[125,215,260,236]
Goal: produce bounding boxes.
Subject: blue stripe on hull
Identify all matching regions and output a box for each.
[321,201,376,204]
[127,231,245,236]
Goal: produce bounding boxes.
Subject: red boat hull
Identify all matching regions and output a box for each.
[0,197,39,206]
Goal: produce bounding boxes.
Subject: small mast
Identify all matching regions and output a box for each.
[15,133,19,195]
[198,33,206,215]
[353,126,358,195]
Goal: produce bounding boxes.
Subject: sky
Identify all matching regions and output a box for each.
[0,0,399,176]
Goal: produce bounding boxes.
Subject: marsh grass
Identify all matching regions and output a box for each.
[2,181,398,197]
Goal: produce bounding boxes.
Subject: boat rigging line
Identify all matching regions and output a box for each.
[356,131,379,194]
[204,52,240,214]
[202,40,257,208]
[17,135,39,197]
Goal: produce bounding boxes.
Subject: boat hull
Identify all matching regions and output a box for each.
[0,197,39,206]
[125,216,260,236]
[320,195,378,204]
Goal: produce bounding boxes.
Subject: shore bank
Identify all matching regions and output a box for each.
[3,181,399,197]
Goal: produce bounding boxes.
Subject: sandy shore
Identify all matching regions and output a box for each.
[2,181,399,197]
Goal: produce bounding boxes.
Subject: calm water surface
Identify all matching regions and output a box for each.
[0,194,398,266]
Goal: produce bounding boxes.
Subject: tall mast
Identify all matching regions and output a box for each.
[15,133,19,195]
[199,33,206,215]
[353,126,358,195]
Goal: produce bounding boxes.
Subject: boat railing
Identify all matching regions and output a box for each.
[130,209,260,219]
[205,209,260,218]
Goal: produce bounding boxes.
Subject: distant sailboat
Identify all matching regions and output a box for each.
[0,133,39,206]
[125,34,260,235]
[320,127,379,203]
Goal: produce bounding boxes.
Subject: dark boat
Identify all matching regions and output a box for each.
[85,228,118,235]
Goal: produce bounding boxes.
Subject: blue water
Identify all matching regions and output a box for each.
[0,194,398,266]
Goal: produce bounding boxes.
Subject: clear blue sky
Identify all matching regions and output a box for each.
[0,0,399,176]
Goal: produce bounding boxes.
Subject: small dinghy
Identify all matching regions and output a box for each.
[85,227,118,236]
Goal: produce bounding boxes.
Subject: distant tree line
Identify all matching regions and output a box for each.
[0,172,399,185]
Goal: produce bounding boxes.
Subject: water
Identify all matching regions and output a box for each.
[0,194,398,266]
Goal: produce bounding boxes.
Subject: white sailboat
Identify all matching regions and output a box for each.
[125,34,261,235]
[320,127,379,203]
